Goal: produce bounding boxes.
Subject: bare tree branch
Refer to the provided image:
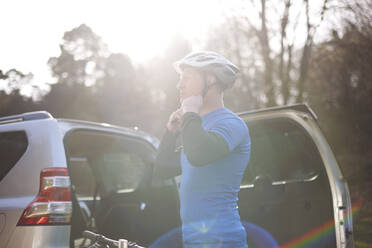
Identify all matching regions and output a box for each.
[260,0,276,106]
[279,0,291,104]
[296,0,312,103]
[297,0,329,103]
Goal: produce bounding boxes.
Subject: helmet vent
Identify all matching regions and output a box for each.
[196,57,214,62]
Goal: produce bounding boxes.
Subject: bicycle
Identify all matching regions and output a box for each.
[81,230,145,248]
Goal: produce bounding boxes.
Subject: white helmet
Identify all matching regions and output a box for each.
[174,51,240,90]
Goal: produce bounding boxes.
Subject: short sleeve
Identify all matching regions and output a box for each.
[208,117,248,152]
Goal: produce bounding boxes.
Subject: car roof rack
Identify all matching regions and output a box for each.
[238,103,318,121]
[0,111,53,125]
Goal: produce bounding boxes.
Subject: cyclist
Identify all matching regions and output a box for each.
[155,51,251,248]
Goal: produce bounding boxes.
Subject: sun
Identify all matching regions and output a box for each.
[0,0,236,95]
[88,0,228,63]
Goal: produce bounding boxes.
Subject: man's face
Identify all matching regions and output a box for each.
[177,67,204,103]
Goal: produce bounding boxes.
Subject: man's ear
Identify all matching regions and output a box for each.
[206,73,217,86]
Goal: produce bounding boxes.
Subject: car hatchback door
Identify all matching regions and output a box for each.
[238,106,353,248]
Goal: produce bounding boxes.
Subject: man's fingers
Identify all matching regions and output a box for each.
[172,110,182,124]
[175,108,183,117]
[171,117,180,124]
[170,111,179,121]
[167,109,183,133]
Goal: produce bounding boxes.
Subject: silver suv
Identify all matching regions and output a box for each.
[0,104,353,248]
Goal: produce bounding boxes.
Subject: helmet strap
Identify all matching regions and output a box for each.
[202,85,209,97]
[201,72,215,97]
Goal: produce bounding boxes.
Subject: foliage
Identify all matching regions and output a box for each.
[203,0,329,109]
[15,24,191,136]
[306,2,372,245]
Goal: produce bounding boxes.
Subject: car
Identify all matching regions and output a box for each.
[0,103,353,248]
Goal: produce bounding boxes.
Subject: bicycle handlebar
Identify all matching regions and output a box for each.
[82,230,145,248]
[83,230,118,247]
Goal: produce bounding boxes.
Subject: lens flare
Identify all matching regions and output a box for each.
[280,199,362,248]
[149,200,362,248]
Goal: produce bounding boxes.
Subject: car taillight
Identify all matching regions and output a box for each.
[17,167,72,225]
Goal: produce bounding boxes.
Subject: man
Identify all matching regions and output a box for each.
[155,51,251,248]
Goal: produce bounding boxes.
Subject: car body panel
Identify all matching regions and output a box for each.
[6,226,69,248]
[239,109,353,247]
[0,118,69,248]
[0,214,5,234]
[57,119,159,149]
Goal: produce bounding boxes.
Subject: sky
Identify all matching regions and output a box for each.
[0,0,331,96]
[0,0,233,89]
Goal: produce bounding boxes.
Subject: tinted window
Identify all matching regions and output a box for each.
[0,131,28,182]
[68,156,96,198]
[67,130,150,198]
[242,118,323,185]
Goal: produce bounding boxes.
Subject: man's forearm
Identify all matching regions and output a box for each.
[154,130,181,180]
[182,112,229,166]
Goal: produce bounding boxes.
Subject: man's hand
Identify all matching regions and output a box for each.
[167,109,183,133]
[181,95,203,114]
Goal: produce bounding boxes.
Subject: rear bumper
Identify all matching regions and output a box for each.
[5,225,70,248]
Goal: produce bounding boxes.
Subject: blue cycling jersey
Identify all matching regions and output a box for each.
[179,108,251,248]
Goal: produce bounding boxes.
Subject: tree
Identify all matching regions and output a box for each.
[0,68,34,94]
[0,68,42,117]
[40,24,108,120]
[94,53,142,125]
[137,34,192,136]
[41,24,178,135]
[307,1,372,244]
[48,24,108,87]
[204,0,329,109]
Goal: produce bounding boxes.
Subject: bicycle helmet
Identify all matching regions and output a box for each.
[174,51,240,90]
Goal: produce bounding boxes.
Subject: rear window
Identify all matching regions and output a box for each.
[242,118,324,185]
[0,131,28,182]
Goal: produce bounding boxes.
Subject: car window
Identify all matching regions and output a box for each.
[100,152,147,193]
[68,156,96,198]
[0,131,28,182]
[66,130,151,198]
[241,118,323,185]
